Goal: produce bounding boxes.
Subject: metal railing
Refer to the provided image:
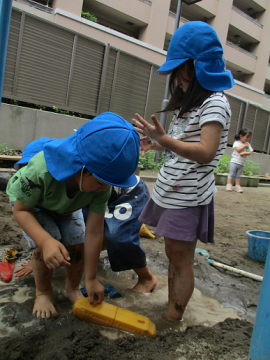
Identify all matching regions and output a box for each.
[232,5,263,28]
[226,41,258,60]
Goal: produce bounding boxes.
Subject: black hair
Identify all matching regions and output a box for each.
[235,128,252,141]
[161,59,214,118]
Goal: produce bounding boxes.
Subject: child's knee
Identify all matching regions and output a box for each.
[66,244,84,263]
[32,247,43,261]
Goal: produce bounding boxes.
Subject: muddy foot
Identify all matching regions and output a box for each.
[65,287,84,304]
[32,289,58,319]
[131,276,157,293]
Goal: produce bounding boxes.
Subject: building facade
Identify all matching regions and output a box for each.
[2,0,270,155]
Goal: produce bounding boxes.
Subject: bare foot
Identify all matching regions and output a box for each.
[65,286,84,304]
[32,288,58,319]
[14,260,33,277]
[164,304,184,322]
[163,313,183,322]
[131,276,157,293]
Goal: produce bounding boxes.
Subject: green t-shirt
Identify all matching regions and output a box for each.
[6,152,112,215]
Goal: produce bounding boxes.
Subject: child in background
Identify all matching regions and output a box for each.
[226,128,253,193]
[132,21,235,321]
[7,112,140,318]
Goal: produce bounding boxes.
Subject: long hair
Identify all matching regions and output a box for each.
[161,60,214,118]
[235,128,252,141]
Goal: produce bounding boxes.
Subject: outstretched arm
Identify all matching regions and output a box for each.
[132,113,223,164]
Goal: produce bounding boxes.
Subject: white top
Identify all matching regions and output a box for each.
[231,141,253,166]
[152,92,231,209]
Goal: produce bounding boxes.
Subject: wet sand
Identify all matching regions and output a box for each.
[0,181,268,359]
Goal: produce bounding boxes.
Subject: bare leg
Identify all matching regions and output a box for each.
[164,237,197,321]
[14,259,33,277]
[65,244,84,304]
[235,179,240,186]
[131,265,157,293]
[31,248,58,319]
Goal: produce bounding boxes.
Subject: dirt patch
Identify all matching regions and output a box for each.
[0,183,269,359]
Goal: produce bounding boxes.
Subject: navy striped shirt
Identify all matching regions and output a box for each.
[152,92,231,209]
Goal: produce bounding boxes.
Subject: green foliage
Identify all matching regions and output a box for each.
[214,152,260,176]
[243,159,260,176]
[0,143,15,155]
[139,150,164,171]
[52,106,78,117]
[81,11,98,22]
[214,153,230,173]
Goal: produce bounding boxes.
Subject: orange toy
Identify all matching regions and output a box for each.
[73,297,157,338]
[0,248,17,283]
[0,262,14,283]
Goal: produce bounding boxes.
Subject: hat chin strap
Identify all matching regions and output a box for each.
[79,166,85,192]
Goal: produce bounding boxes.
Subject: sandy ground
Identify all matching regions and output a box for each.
[0,175,269,359]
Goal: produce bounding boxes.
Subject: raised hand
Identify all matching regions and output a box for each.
[132,113,166,146]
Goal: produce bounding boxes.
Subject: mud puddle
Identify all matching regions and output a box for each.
[0,250,240,339]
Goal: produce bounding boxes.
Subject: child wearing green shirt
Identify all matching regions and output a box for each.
[6,112,140,319]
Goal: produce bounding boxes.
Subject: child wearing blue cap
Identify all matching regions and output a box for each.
[7,112,140,318]
[132,21,235,321]
[13,137,157,293]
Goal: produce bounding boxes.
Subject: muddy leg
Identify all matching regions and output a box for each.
[164,238,197,321]
[132,265,157,293]
[65,243,84,304]
[31,247,57,319]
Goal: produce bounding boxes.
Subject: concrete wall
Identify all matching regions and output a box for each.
[1,102,270,174]
[0,103,87,150]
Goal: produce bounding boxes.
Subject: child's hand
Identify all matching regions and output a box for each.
[85,279,104,306]
[41,238,71,270]
[140,136,152,157]
[132,113,166,145]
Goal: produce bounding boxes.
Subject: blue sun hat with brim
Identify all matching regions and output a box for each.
[157,21,235,91]
[14,137,54,170]
[43,112,140,187]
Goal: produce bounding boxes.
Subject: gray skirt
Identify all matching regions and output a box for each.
[138,197,214,244]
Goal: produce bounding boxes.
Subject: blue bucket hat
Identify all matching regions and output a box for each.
[157,21,235,91]
[43,112,140,187]
[14,137,54,170]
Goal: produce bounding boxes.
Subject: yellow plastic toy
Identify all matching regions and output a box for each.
[139,224,155,238]
[73,297,157,339]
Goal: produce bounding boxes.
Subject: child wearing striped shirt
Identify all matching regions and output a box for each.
[132,21,235,322]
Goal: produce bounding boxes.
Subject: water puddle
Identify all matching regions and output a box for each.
[95,264,239,337]
[0,253,240,339]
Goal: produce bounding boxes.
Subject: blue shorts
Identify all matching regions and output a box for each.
[83,179,150,272]
[104,179,150,271]
[11,203,85,249]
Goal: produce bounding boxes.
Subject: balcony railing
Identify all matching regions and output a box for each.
[139,0,152,5]
[232,6,263,28]
[226,41,258,60]
[169,11,189,24]
[14,0,54,13]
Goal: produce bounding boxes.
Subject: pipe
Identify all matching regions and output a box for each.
[0,0,13,112]
[207,259,263,282]
[248,246,270,359]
